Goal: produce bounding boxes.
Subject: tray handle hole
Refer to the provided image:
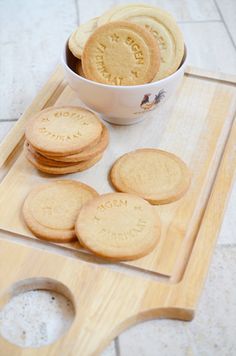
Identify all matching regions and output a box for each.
[0,277,76,348]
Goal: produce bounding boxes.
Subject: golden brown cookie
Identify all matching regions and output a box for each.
[25,148,102,175]
[98,5,184,80]
[75,192,161,260]
[82,21,160,85]
[25,106,103,156]
[110,149,191,204]
[41,125,109,163]
[23,180,98,242]
[76,61,86,77]
[24,141,78,167]
[69,17,98,59]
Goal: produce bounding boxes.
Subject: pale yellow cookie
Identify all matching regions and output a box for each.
[75,192,161,260]
[98,5,184,80]
[110,149,191,204]
[97,3,158,27]
[23,180,98,242]
[25,148,102,175]
[69,17,98,59]
[25,106,103,156]
[82,21,160,85]
[41,125,109,163]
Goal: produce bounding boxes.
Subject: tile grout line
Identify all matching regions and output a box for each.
[213,0,236,50]
[217,243,236,248]
[177,19,222,24]
[0,118,18,122]
[114,337,121,356]
[74,0,80,26]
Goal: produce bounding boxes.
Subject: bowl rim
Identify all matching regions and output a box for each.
[61,41,187,90]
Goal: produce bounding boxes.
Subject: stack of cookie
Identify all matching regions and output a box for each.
[69,3,184,85]
[24,106,109,175]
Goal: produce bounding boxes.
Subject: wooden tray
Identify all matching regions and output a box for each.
[0,66,235,355]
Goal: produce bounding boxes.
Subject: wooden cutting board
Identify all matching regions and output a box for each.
[0,66,235,355]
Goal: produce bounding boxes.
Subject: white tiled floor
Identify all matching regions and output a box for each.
[118,247,236,356]
[0,1,236,355]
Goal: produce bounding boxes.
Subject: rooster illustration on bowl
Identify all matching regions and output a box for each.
[140,89,166,111]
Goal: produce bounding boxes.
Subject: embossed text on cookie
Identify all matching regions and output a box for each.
[95,42,123,85]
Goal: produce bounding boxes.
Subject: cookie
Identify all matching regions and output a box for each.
[25,148,102,175]
[25,106,103,156]
[23,180,98,242]
[98,5,184,80]
[69,17,98,59]
[76,60,86,77]
[97,4,156,27]
[75,192,161,260]
[110,149,191,204]
[41,125,109,163]
[25,141,78,167]
[82,21,160,85]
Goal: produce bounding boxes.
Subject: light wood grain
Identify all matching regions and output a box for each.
[0,1,235,354]
[0,67,235,278]
[0,110,235,355]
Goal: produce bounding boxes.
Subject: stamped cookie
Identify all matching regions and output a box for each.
[25,148,102,175]
[25,106,103,156]
[82,21,160,85]
[23,180,98,242]
[75,192,161,260]
[41,125,109,163]
[69,17,98,59]
[110,149,191,204]
[98,5,184,80]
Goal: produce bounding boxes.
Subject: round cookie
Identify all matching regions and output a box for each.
[110,149,191,204]
[25,106,103,156]
[23,180,98,242]
[75,192,161,260]
[98,5,184,80]
[97,4,158,27]
[82,21,160,85]
[25,148,102,175]
[41,125,109,163]
[69,17,98,59]
[76,61,86,77]
[24,141,78,167]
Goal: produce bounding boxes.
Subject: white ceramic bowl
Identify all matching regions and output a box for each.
[62,42,187,125]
